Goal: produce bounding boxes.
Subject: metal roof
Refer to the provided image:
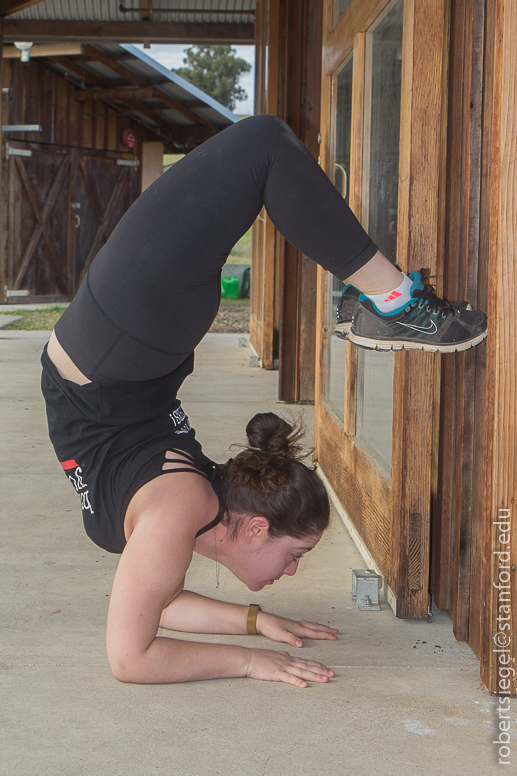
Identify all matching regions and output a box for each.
[8,0,256,24]
[123,44,237,124]
[41,39,237,146]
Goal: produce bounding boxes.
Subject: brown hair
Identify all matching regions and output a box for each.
[216,412,330,539]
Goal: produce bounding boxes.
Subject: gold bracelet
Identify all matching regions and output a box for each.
[247,604,262,635]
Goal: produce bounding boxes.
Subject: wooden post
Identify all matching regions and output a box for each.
[0,16,5,299]
[140,141,164,192]
[278,0,323,403]
[389,0,447,618]
[480,0,517,697]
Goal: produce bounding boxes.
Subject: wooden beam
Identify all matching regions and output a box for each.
[116,97,214,146]
[0,0,44,16]
[152,87,211,126]
[2,20,255,43]
[119,97,172,129]
[76,86,154,102]
[140,0,151,23]
[82,44,148,88]
[166,125,220,146]
[2,43,83,58]
[46,56,107,89]
[74,83,214,130]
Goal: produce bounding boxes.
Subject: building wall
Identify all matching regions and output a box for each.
[253,0,516,695]
[0,57,154,299]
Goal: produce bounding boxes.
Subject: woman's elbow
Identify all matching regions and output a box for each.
[109,653,136,683]
[107,646,146,683]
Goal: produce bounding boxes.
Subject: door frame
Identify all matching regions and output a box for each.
[315,0,447,618]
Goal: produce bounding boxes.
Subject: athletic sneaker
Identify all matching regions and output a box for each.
[334,267,471,340]
[335,283,362,339]
[347,270,487,353]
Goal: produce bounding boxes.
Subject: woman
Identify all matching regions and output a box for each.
[42,115,486,688]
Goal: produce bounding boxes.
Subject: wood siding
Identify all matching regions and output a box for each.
[0,56,155,298]
[432,0,517,696]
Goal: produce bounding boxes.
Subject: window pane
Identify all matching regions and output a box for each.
[356,0,404,473]
[356,349,394,471]
[325,56,353,420]
[333,0,353,28]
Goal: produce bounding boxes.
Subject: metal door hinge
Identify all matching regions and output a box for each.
[116,158,140,167]
[2,124,41,133]
[5,143,33,159]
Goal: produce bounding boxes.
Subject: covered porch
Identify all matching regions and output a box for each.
[0,325,494,774]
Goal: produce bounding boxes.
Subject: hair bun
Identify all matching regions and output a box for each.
[245,412,303,459]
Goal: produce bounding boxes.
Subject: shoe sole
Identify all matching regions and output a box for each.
[347,328,487,353]
[334,322,352,339]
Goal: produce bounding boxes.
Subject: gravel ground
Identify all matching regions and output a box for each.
[0,302,250,334]
[209,304,249,333]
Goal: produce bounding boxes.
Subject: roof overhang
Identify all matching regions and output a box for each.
[0,1,255,44]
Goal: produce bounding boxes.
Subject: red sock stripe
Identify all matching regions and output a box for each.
[60,459,78,470]
[384,290,402,301]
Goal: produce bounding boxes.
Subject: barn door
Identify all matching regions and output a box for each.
[5,142,71,298]
[3,141,139,298]
[70,149,139,291]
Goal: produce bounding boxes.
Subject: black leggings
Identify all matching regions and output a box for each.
[55,115,378,382]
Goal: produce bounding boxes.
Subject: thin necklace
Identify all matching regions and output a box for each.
[214,526,220,589]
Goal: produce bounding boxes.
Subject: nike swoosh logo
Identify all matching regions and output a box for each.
[400,320,438,334]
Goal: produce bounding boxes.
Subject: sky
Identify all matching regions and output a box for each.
[133,43,255,115]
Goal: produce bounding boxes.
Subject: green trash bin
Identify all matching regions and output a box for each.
[221,276,239,299]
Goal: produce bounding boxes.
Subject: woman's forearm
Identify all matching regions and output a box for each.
[111,636,250,684]
[159,590,251,634]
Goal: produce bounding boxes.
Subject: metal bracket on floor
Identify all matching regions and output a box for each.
[248,340,262,368]
[352,568,382,611]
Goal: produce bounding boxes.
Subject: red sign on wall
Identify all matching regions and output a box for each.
[121,128,136,149]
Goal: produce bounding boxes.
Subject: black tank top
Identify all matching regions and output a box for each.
[40,346,221,553]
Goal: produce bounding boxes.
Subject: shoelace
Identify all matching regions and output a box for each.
[410,268,457,318]
[419,268,437,293]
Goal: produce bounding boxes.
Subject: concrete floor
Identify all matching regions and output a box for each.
[0,331,511,776]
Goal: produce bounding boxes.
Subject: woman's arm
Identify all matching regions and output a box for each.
[107,474,334,686]
[160,591,339,647]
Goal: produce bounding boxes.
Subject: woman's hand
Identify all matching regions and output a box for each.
[245,647,335,688]
[256,611,339,648]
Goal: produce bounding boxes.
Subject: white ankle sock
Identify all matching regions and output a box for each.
[364,273,413,313]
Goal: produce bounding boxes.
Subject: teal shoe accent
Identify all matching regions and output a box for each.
[358,291,409,317]
[409,270,425,291]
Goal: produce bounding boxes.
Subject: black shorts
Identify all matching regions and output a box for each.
[41,346,217,553]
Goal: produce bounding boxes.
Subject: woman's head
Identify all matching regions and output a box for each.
[217,412,330,543]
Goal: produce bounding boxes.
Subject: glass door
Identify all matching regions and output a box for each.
[356,0,403,473]
[316,0,447,618]
[325,55,353,421]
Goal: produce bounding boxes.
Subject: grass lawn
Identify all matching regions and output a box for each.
[228,230,251,264]
[0,306,68,331]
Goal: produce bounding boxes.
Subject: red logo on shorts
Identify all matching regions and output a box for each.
[60,459,78,470]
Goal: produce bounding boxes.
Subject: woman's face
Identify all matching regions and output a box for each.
[235,530,322,592]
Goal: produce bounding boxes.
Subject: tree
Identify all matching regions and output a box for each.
[175,45,252,112]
